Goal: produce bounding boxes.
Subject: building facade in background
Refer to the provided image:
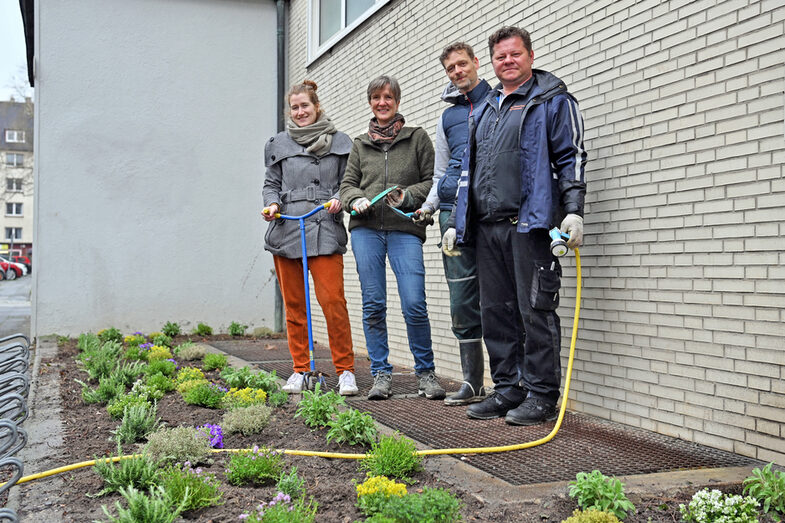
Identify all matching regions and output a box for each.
[0,100,34,259]
[289,0,785,464]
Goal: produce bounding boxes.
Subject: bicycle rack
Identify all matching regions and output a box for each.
[0,335,30,522]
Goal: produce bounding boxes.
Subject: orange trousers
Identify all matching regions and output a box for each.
[274,254,354,374]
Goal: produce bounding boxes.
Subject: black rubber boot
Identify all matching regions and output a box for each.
[444,340,486,406]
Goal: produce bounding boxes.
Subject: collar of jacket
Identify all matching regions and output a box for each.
[440,78,492,106]
[488,69,568,107]
[356,126,418,150]
[265,131,352,167]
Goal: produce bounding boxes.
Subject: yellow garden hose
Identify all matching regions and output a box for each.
[6,249,581,485]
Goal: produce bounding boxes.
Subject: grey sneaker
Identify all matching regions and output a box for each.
[417,371,446,400]
[367,372,392,400]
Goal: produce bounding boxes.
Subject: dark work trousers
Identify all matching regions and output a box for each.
[439,210,482,341]
[476,223,562,404]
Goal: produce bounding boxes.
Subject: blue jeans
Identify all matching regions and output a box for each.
[351,227,434,376]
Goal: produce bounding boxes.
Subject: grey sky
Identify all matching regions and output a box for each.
[1,2,31,102]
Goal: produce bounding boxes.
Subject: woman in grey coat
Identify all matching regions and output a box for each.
[262,80,357,396]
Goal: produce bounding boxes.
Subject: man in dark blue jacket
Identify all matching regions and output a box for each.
[443,26,587,425]
[414,42,492,406]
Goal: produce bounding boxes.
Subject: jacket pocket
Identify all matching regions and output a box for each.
[264,219,285,250]
[437,174,459,205]
[530,259,561,311]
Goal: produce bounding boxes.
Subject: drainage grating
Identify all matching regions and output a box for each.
[211,340,760,485]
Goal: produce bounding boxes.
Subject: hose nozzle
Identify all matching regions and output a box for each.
[549,228,569,257]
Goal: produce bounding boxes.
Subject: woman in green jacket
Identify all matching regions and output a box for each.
[339,75,444,401]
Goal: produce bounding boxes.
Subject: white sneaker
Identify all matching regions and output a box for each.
[282,372,305,393]
[338,370,359,396]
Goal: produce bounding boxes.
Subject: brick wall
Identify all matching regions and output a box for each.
[285,0,785,465]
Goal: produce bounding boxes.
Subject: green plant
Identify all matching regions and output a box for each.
[744,462,785,520]
[276,467,306,499]
[223,387,267,409]
[294,383,345,429]
[182,382,227,408]
[221,366,280,394]
[160,462,223,511]
[146,372,176,394]
[98,327,123,344]
[76,376,125,404]
[151,333,173,348]
[111,361,146,387]
[203,353,228,371]
[130,378,166,401]
[680,488,759,522]
[144,359,177,377]
[174,341,206,361]
[228,321,247,336]
[113,402,161,444]
[225,445,283,486]
[360,433,423,482]
[193,322,213,336]
[92,452,161,496]
[147,345,173,361]
[176,378,209,396]
[222,403,273,436]
[107,394,151,420]
[124,333,147,347]
[568,470,636,520]
[175,366,206,384]
[267,389,289,408]
[240,492,318,522]
[124,344,147,361]
[78,340,123,380]
[57,334,70,346]
[162,321,181,337]
[144,426,213,465]
[326,408,378,446]
[101,485,186,523]
[355,475,408,516]
[373,487,462,522]
[562,508,622,523]
[78,332,101,352]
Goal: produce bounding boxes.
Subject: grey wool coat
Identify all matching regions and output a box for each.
[263,131,353,259]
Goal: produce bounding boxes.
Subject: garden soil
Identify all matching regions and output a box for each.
[12,337,776,522]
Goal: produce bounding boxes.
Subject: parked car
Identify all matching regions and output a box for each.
[0,259,23,280]
[12,255,31,272]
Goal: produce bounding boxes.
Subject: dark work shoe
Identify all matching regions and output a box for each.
[505,396,558,426]
[466,392,520,420]
[417,371,446,400]
[367,372,392,400]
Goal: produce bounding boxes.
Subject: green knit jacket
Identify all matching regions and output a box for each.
[339,126,434,241]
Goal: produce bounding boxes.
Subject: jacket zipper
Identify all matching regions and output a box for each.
[382,149,388,230]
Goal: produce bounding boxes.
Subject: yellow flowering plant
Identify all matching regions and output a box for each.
[124,333,146,347]
[147,345,173,361]
[222,387,267,409]
[175,367,205,384]
[355,475,408,517]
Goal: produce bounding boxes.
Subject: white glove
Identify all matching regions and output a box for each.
[384,188,406,208]
[352,197,371,214]
[261,203,279,222]
[412,205,434,225]
[441,228,461,257]
[560,214,583,248]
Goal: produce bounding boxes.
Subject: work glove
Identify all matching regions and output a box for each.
[384,188,410,208]
[441,227,461,257]
[412,204,434,225]
[352,197,371,214]
[326,198,342,214]
[261,203,280,222]
[560,214,583,249]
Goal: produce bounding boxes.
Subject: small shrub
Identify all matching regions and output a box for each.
[197,423,224,449]
[176,378,209,396]
[228,321,247,336]
[124,344,147,361]
[182,382,227,408]
[563,508,622,523]
[101,485,186,523]
[374,487,462,522]
[98,327,123,344]
[147,345,173,361]
[124,333,146,347]
[223,387,267,409]
[79,340,123,380]
[162,321,181,337]
[107,394,151,420]
[295,383,345,429]
[160,462,223,512]
[174,341,206,361]
[146,372,176,394]
[568,470,636,520]
[194,322,213,336]
[76,376,125,404]
[239,492,318,523]
[176,366,206,384]
[151,333,173,348]
[743,462,785,520]
[225,445,283,486]
[130,378,165,401]
[222,403,273,436]
[93,452,161,496]
[360,433,422,482]
[327,409,378,446]
[113,402,161,444]
[356,475,408,516]
[144,359,177,377]
[78,332,101,352]
[221,366,280,394]
[268,389,289,408]
[276,467,306,499]
[111,361,146,387]
[145,426,213,465]
[679,488,759,523]
[203,353,228,371]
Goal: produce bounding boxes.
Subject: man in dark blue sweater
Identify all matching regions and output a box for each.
[414,42,491,406]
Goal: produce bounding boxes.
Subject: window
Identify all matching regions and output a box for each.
[4,130,25,143]
[5,203,22,216]
[5,228,22,241]
[309,0,390,63]
[6,178,23,192]
[5,153,24,167]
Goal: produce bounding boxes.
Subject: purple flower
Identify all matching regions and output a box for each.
[139,342,153,350]
[238,514,249,520]
[133,331,143,336]
[197,423,224,448]
[167,358,179,369]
